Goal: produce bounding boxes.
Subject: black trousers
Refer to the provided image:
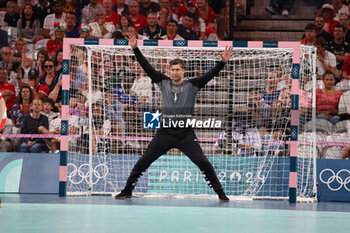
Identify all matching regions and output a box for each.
[123,128,224,194]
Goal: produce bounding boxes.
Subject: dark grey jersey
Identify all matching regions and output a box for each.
[133,47,226,117]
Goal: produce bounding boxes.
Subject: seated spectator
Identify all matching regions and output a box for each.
[118,14,133,37]
[261,72,280,105]
[70,55,87,90]
[0,29,9,49]
[179,2,205,40]
[321,4,339,36]
[34,49,49,78]
[0,47,12,71]
[18,98,50,153]
[127,24,147,39]
[41,97,59,122]
[40,59,60,93]
[81,0,104,25]
[33,0,53,28]
[160,19,184,40]
[79,27,91,38]
[332,0,348,22]
[0,116,19,152]
[64,11,80,38]
[247,87,270,126]
[259,126,286,156]
[0,67,16,114]
[139,12,166,39]
[17,4,43,43]
[13,38,31,60]
[43,0,66,38]
[8,53,25,95]
[113,0,129,15]
[278,73,311,111]
[170,0,186,21]
[89,8,116,39]
[4,1,20,28]
[81,102,112,154]
[264,99,291,135]
[131,70,153,111]
[46,26,65,59]
[104,0,120,28]
[28,69,50,100]
[300,23,317,46]
[10,85,34,128]
[338,90,350,119]
[139,0,160,17]
[176,11,199,40]
[314,16,333,43]
[54,49,63,75]
[158,0,175,29]
[214,123,262,156]
[129,0,147,31]
[100,87,123,138]
[315,37,336,79]
[316,70,343,125]
[63,0,81,21]
[328,24,350,81]
[339,13,350,44]
[69,91,87,117]
[196,0,215,29]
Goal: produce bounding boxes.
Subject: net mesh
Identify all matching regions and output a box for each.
[65,43,317,201]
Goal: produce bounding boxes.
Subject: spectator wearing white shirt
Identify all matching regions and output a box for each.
[89,8,116,39]
[315,37,336,79]
[160,20,184,40]
[43,0,66,38]
[333,0,349,22]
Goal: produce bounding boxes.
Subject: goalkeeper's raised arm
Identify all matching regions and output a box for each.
[126,33,168,83]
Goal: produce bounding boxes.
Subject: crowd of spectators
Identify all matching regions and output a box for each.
[0,0,349,159]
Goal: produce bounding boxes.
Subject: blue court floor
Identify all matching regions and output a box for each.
[0,194,349,233]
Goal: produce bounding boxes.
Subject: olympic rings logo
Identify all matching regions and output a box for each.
[67,163,109,185]
[319,168,350,192]
[174,41,186,47]
[62,62,69,73]
[115,39,127,45]
[293,66,299,77]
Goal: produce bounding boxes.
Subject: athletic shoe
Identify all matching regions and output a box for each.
[218,193,230,202]
[115,190,132,199]
[265,6,279,15]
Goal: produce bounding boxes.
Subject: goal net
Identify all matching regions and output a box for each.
[63,40,317,201]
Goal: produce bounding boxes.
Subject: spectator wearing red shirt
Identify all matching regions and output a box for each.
[300,23,317,46]
[316,70,343,125]
[196,0,215,27]
[321,4,339,36]
[0,67,16,114]
[129,0,147,31]
[46,26,65,59]
[28,69,49,100]
[170,0,186,21]
[196,0,218,39]
[103,0,120,28]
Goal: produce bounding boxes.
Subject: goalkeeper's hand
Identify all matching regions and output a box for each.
[126,32,137,49]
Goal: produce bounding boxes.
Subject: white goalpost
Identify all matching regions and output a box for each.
[60,39,317,202]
